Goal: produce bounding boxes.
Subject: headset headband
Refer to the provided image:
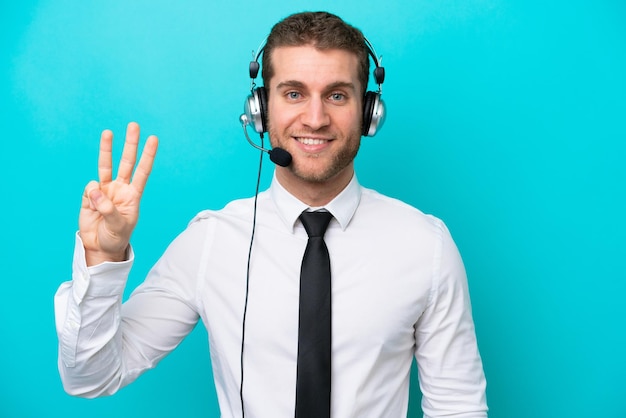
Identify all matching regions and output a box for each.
[248,37,385,92]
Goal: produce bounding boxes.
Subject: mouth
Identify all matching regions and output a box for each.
[296,137,329,145]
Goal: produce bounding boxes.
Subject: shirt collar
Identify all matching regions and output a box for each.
[269,172,361,233]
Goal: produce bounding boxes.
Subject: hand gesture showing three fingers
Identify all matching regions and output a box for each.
[79,122,158,266]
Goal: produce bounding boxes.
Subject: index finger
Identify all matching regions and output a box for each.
[131,134,159,196]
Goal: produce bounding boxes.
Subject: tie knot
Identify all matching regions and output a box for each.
[300,211,333,238]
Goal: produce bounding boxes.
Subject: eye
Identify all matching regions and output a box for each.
[329,92,346,102]
[286,91,301,100]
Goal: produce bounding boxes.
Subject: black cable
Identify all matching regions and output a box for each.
[240,134,265,418]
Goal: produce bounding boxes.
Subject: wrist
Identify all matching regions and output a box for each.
[85,246,129,267]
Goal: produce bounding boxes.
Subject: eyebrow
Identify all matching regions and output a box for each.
[275,80,358,92]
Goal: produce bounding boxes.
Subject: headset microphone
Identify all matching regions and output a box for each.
[240,114,292,167]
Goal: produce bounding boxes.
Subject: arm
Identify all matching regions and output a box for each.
[54,232,200,398]
[55,122,189,397]
[414,222,488,417]
[54,234,135,397]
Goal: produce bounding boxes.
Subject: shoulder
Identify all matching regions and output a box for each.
[358,186,447,235]
[187,194,259,227]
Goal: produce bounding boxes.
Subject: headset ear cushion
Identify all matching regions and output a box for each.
[362,91,376,136]
[257,86,268,133]
[362,91,385,137]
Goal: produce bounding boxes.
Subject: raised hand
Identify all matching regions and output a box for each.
[79,122,158,266]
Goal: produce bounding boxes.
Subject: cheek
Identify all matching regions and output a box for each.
[267,102,294,132]
[341,107,363,134]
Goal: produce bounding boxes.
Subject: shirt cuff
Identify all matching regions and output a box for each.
[72,232,134,302]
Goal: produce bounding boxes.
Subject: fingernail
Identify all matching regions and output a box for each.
[90,189,102,205]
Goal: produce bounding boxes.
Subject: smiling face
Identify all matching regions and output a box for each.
[266,45,364,204]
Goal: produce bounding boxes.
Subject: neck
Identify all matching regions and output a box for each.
[275,165,354,207]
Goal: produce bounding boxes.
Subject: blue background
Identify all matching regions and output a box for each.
[2,1,625,417]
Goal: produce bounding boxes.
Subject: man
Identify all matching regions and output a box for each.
[55,11,488,417]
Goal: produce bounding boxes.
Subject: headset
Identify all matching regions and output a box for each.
[242,37,387,138]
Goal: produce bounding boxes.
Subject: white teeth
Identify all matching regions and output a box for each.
[298,138,326,145]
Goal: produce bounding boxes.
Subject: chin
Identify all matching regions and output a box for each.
[290,158,354,184]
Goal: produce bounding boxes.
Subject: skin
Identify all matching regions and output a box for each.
[82,122,158,266]
[267,45,364,207]
[82,45,363,265]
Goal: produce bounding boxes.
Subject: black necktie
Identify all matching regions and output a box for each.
[295,211,333,418]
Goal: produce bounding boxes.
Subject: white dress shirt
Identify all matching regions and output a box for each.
[55,174,487,417]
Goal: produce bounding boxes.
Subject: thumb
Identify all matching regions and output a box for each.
[88,188,126,234]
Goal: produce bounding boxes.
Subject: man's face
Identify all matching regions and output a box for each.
[266,45,364,185]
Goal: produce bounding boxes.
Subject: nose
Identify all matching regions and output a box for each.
[300,97,330,130]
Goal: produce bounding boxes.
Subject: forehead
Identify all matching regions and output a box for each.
[267,45,361,90]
